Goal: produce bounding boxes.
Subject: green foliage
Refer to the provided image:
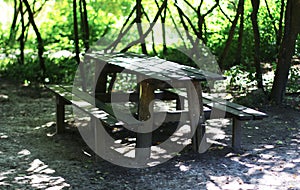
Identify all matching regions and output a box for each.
[206,0,282,68]
[110,73,137,92]
[159,48,195,67]
[287,66,300,93]
[224,64,256,93]
[0,0,299,93]
[44,55,77,84]
[295,35,300,56]
[40,0,132,51]
[0,53,77,84]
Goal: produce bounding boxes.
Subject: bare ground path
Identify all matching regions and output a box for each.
[1,79,300,190]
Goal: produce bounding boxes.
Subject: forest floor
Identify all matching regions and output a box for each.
[1,78,300,190]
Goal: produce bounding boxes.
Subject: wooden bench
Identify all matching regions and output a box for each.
[202,94,267,151]
[166,89,268,151]
[45,85,144,133]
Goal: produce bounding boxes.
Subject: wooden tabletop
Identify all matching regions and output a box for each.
[85,52,224,82]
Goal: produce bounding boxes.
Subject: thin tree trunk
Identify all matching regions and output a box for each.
[265,0,283,57]
[175,0,219,59]
[23,0,46,76]
[106,6,137,52]
[264,0,278,35]
[73,0,80,64]
[141,5,157,55]
[175,3,195,50]
[251,0,264,89]
[167,7,187,49]
[136,0,147,54]
[73,0,86,90]
[162,0,167,55]
[8,0,19,49]
[19,2,25,65]
[80,0,89,52]
[277,0,285,54]
[234,1,244,65]
[154,0,168,55]
[219,0,244,69]
[79,0,84,39]
[121,0,167,53]
[270,0,300,104]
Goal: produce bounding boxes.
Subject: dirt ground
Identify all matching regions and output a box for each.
[1,79,300,190]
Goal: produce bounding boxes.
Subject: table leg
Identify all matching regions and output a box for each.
[186,81,205,152]
[56,95,66,134]
[136,80,155,162]
[176,95,185,110]
[95,63,108,94]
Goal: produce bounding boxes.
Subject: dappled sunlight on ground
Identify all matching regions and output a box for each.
[0,137,70,189]
[14,158,69,189]
[199,115,300,189]
[1,79,300,189]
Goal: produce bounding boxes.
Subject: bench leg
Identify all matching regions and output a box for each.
[56,95,66,134]
[232,118,244,152]
[93,117,107,161]
[176,96,185,110]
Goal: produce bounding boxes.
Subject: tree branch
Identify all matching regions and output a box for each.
[120,0,168,53]
[105,5,137,52]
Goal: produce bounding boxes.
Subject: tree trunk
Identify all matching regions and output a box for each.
[73,0,86,90]
[8,0,19,49]
[23,0,46,76]
[73,0,80,64]
[251,0,264,89]
[270,0,300,104]
[106,5,137,52]
[121,0,167,53]
[154,0,167,55]
[136,0,147,54]
[175,0,219,59]
[277,0,285,54]
[219,0,244,69]
[234,1,244,65]
[19,1,25,65]
[80,0,89,52]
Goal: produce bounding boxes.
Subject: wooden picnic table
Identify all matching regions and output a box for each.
[47,52,267,166]
[83,52,224,158]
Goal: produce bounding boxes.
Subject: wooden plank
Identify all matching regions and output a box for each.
[153,110,189,123]
[62,86,142,127]
[203,94,267,119]
[47,85,120,127]
[94,90,180,103]
[203,94,248,111]
[87,52,223,82]
[164,88,264,120]
[203,99,253,120]
[182,66,225,81]
[241,108,268,119]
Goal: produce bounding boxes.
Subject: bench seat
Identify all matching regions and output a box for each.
[45,85,141,132]
[162,89,268,151]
